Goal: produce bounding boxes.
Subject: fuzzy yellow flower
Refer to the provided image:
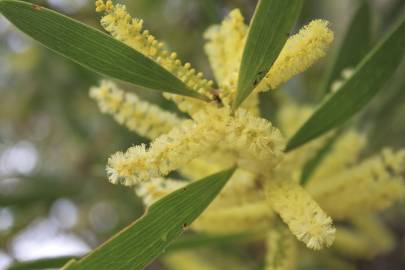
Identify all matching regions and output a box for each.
[91,0,341,254]
[265,225,297,270]
[266,179,336,250]
[90,80,181,139]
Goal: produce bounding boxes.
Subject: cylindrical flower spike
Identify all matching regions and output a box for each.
[204,9,247,87]
[164,250,251,270]
[135,177,187,206]
[307,130,367,188]
[351,214,395,255]
[192,201,273,234]
[265,225,297,270]
[107,105,285,185]
[333,227,377,259]
[310,148,405,219]
[90,80,182,139]
[266,179,336,250]
[95,0,212,115]
[106,107,229,185]
[203,9,262,115]
[178,151,236,180]
[255,20,334,92]
[224,109,285,174]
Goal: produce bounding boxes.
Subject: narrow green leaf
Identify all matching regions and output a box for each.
[0,0,206,100]
[286,16,405,152]
[319,1,372,95]
[233,0,303,110]
[6,256,78,270]
[62,167,236,270]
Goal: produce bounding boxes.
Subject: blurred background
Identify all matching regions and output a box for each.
[0,0,404,269]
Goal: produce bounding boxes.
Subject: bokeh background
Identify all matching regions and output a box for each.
[0,0,404,269]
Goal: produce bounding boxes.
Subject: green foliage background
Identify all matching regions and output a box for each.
[0,0,404,269]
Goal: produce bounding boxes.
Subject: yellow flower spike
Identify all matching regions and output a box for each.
[204,9,247,87]
[333,227,377,259]
[266,179,335,250]
[106,102,285,185]
[107,144,151,185]
[212,169,263,207]
[135,177,187,206]
[179,151,236,180]
[96,0,213,115]
[310,148,405,219]
[307,130,367,188]
[275,102,332,180]
[224,109,285,174]
[255,20,334,92]
[351,214,395,255]
[240,94,261,116]
[106,107,229,185]
[277,103,314,138]
[89,80,124,114]
[134,168,273,234]
[203,9,262,115]
[164,251,217,270]
[265,225,297,270]
[90,80,182,139]
[164,250,251,270]
[192,201,273,234]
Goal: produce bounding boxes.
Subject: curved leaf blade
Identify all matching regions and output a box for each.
[62,167,236,270]
[0,0,205,100]
[233,0,303,110]
[319,1,372,95]
[286,16,405,151]
[6,256,78,270]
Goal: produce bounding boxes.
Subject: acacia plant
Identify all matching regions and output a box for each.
[1,0,404,269]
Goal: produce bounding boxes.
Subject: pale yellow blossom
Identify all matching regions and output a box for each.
[309,148,405,219]
[265,225,297,270]
[90,80,182,139]
[255,20,334,92]
[95,0,212,115]
[266,179,335,250]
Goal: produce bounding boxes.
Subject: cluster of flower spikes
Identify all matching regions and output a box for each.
[277,103,405,259]
[90,0,364,261]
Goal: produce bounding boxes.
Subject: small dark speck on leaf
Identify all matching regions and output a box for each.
[182,223,188,230]
[32,4,42,11]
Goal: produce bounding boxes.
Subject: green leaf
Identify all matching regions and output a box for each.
[233,0,303,110]
[6,256,77,270]
[0,0,206,100]
[286,15,405,152]
[319,1,372,95]
[62,167,236,270]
